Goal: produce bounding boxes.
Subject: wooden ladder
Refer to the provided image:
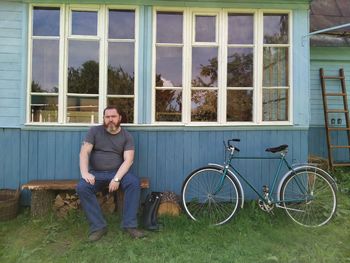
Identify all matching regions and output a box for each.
[319,68,350,168]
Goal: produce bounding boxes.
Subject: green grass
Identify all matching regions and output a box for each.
[1,191,350,263]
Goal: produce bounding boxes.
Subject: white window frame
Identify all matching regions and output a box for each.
[152,8,293,126]
[26,4,139,125]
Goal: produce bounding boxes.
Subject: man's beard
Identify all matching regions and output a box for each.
[104,121,120,134]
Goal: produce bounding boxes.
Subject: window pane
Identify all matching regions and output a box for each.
[192,47,218,87]
[263,89,288,121]
[264,14,288,44]
[109,10,135,39]
[33,7,60,36]
[263,47,288,87]
[107,98,134,123]
[195,15,216,42]
[32,40,59,93]
[108,42,134,95]
[72,11,97,36]
[228,14,253,44]
[31,95,58,122]
[67,97,98,123]
[227,48,253,87]
[156,47,182,87]
[157,12,183,43]
[227,90,253,121]
[156,90,182,122]
[191,90,217,122]
[68,41,99,94]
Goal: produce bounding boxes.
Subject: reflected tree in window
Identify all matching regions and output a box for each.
[68,60,99,94]
[227,51,253,87]
[192,57,218,87]
[108,66,134,95]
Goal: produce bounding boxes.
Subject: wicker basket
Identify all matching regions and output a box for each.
[0,189,20,221]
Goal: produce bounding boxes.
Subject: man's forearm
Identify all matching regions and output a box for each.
[114,160,133,181]
[79,151,90,177]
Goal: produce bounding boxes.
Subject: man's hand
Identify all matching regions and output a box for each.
[82,173,95,185]
[109,180,120,192]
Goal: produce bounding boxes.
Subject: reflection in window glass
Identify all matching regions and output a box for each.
[32,40,59,93]
[67,97,98,123]
[263,89,288,121]
[157,12,183,43]
[263,47,288,87]
[72,11,97,35]
[192,47,218,87]
[33,7,60,36]
[227,48,253,87]
[68,41,99,94]
[31,95,58,122]
[108,42,134,95]
[109,10,135,39]
[191,90,217,121]
[228,14,253,44]
[263,14,288,44]
[227,90,253,121]
[156,47,182,87]
[107,98,134,123]
[156,90,182,121]
[195,15,216,42]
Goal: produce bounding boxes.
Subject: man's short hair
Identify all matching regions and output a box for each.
[103,106,120,116]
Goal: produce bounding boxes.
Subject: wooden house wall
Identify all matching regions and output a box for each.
[309,47,350,161]
[0,128,308,205]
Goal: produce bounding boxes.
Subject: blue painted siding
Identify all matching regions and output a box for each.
[0,1,24,127]
[0,128,308,204]
[308,47,350,161]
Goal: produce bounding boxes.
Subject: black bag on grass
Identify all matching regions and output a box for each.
[142,192,162,231]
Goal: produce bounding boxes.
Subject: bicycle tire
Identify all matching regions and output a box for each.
[280,167,337,227]
[181,166,242,226]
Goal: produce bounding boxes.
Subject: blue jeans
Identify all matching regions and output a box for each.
[76,170,141,233]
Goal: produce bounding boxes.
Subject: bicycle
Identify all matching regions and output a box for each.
[181,139,337,227]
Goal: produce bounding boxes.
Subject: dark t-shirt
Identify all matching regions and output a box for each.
[84,125,134,171]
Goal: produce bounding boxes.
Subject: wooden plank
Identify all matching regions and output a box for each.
[21,177,150,190]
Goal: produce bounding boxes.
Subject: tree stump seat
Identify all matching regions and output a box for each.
[21,178,150,217]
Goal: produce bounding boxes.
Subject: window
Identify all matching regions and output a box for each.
[28,5,137,124]
[153,9,291,124]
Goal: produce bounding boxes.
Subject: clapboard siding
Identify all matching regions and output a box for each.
[0,1,24,127]
[310,48,350,126]
[0,128,308,205]
[309,126,349,162]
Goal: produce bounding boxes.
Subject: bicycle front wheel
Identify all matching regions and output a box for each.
[181,166,242,226]
[280,167,337,227]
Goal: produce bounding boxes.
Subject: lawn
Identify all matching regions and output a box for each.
[1,172,350,263]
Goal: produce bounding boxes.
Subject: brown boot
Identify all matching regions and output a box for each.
[124,228,147,239]
[88,228,107,242]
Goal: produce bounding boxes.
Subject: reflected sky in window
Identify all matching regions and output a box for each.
[157,12,183,43]
[109,10,135,39]
[228,14,253,44]
[32,40,59,93]
[108,42,134,76]
[72,11,97,35]
[156,47,182,87]
[195,15,216,42]
[68,41,99,69]
[33,7,60,36]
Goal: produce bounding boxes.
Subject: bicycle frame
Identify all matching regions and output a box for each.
[216,149,301,205]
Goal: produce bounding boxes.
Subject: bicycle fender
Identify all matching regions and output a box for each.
[290,164,337,190]
[208,163,245,208]
[276,165,338,202]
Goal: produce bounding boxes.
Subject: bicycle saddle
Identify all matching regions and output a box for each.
[265,144,288,153]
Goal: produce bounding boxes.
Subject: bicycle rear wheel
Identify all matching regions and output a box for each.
[280,167,337,227]
[181,166,241,226]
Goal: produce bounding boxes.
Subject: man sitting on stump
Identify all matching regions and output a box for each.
[77,106,145,241]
